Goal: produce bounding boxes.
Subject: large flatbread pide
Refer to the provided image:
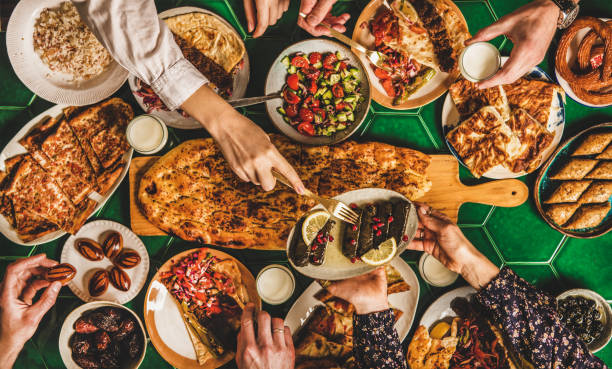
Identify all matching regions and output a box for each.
[137,135,432,249]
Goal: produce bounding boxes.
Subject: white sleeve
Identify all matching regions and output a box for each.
[71,0,208,110]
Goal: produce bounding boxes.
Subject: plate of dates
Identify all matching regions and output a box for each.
[59,301,146,369]
[61,220,149,304]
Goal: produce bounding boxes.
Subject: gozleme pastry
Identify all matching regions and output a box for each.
[565,203,611,230]
[549,159,598,180]
[545,203,581,226]
[578,181,612,203]
[544,180,592,204]
[449,79,510,121]
[503,78,564,128]
[573,132,612,156]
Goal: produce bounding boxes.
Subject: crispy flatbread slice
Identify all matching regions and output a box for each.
[210,259,249,308]
[545,203,581,226]
[449,79,510,121]
[585,161,612,180]
[407,319,459,369]
[573,132,612,156]
[385,264,411,294]
[564,203,611,230]
[549,159,599,180]
[388,0,437,69]
[544,180,592,204]
[295,331,333,359]
[503,78,564,127]
[503,109,554,174]
[295,359,341,369]
[578,181,612,203]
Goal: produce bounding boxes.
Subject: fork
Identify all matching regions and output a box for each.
[298,13,392,73]
[272,170,360,225]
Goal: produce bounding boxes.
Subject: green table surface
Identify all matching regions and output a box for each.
[1,0,612,367]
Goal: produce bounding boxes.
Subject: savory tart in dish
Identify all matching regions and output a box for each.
[549,159,599,180]
[573,132,612,156]
[544,180,592,204]
[564,203,611,230]
[578,181,612,204]
[545,203,581,226]
[585,161,612,180]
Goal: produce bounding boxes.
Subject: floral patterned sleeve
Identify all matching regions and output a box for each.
[353,309,407,369]
[475,266,608,369]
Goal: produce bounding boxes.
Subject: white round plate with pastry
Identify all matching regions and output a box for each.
[285,257,420,347]
[419,286,475,327]
[442,57,566,179]
[554,18,612,108]
[352,0,470,110]
[286,188,418,280]
[6,0,128,105]
[128,6,250,129]
[60,220,149,304]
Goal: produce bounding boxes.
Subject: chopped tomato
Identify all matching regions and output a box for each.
[283,90,301,104]
[335,102,346,111]
[303,96,312,105]
[409,25,427,34]
[323,54,337,69]
[299,108,314,123]
[287,74,299,90]
[308,80,318,94]
[309,52,322,64]
[338,62,347,70]
[311,99,320,108]
[312,107,326,120]
[303,67,321,80]
[332,84,344,98]
[291,55,309,68]
[286,104,298,117]
[381,79,395,97]
[374,67,390,79]
[297,122,315,136]
[324,70,334,79]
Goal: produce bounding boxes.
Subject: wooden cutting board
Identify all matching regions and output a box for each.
[129,155,528,239]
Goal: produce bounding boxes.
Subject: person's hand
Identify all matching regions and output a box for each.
[181,86,306,193]
[0,254,61,368]
[327,267,388,314]
[244,0,290,38]
[466,0,560,89]
[236,303,294,369]
[298,0,350,36]
[407,203,499,289]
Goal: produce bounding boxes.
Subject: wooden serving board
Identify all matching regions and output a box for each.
[129,155,528,239]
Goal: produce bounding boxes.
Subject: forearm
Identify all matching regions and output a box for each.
[353,310,406,369]
[476,267,606,368]
[459,248,500,290]
[0,340,23,369]
[180,84,238,136]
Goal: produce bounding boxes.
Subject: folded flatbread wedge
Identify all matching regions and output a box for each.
[544,180,592,204]
[564,203,611,230]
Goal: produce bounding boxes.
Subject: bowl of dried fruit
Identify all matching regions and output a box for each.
[59,301,147,369]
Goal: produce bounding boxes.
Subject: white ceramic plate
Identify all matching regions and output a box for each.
[286,188,418,280]
[555,18,612,108]
[419,286,475,328]
[6,0,128,105]
[285,257,420,342]
[441,57,565,179]
[128,6,250,130]
[0,105,133,246]
[60,220,149,304]
[58,301,147,369]
[264,39,371,145]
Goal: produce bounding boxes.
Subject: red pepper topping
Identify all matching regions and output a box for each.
[352,224,358,231]
[376,230,382,237]
[377,222,384,228]
[402,235,409,242]
[328,235,334,242]
[388,216,394,223]
[350,238,357,246]
[372,224,378,230]
[373,217,380,222]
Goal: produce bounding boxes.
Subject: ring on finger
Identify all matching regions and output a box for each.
[272,328,285,334]
[299,12,307,18]
[242,319,253,327]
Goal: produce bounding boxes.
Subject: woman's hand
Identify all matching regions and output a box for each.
[467,0,559,89]
[298,0,350,36]
[407,203,499,289]
[244,0,290,37]
[0,254,61,368]
[181,85,306,193]
[236,303,294,369]
[327,267,389,314]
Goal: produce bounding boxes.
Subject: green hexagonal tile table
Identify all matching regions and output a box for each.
[1,0,612,367]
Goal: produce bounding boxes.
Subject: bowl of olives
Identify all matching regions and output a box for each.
[59,301,147,369]
[557,289,612,353]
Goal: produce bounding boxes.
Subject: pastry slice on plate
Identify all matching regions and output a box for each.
[545,203,581,226]
[549,159,598,180]
[585,161,612,180]
[596,144,612,159]
[564,203,611,230]
[578,181,612,203]
[503,77,564,127]
[573,132,612,156]
[449,79,510,121]
[544,180,592,204]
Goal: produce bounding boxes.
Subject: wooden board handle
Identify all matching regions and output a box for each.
[459,179,529,208]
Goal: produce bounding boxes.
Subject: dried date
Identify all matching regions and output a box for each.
[123,330,143,359]
[76,239,104,261]
[72,354,100,369]
[70,333,92,355]
[74,316,99,334]
[109,267,130,291]
[93,331,111,352]
[114,250,140,269]
[90,310,121,332]
[113,318,136,341]
[88,270,109,297]
[44,263,76,285]
[102,232,123,260]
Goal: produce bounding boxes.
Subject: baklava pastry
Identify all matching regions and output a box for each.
[549,159,598,180]
[564,203,611,230]
[585,161,612,180]
[596,144,612,160]
[544,180,592,204]
[578,181,612,203]
[572,132,612,156]
[545,203,581,226]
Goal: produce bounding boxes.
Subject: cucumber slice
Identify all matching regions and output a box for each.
[277,107,286,115]
[336,123,346,130]
[313,61,323,69]
[322,90,333,100]
[281,56,291,67]
[337,112,347,122]
[288,65,297,74]
[344,95,356,103]
[347,111,354,121]
[349,68,360,79]
[328,74,341,85]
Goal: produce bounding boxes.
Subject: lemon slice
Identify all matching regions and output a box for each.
[361,238,397,266]
[430,321,450,339]
[302,210,330,245]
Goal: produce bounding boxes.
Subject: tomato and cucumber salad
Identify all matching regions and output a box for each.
[278,51,364,137]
